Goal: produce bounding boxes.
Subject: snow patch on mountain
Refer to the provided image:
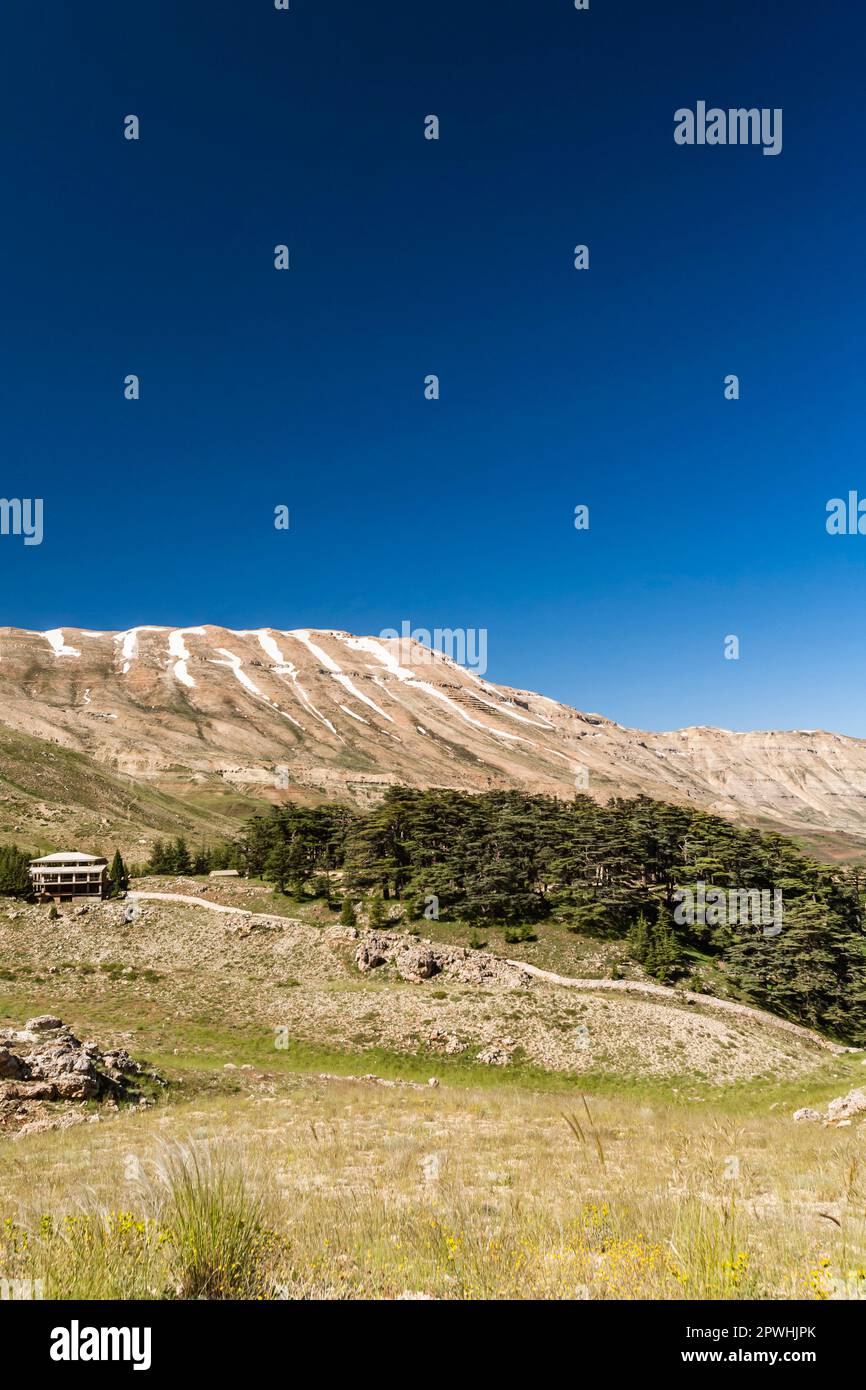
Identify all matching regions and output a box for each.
[42,629,80,658]
[168,628,205,688]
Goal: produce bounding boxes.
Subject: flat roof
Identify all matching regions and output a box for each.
[29,852,108,865]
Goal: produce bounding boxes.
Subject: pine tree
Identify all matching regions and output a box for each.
[192,847,212,875]
[171,837,192,876]
[627,912,651,965]
[147,839,171,874]
[650,903,682,983]
[230,786,866,1042]
[108,849,128,896]
[368,895,386,929]
[265,844,294,895]
[0,845,31,898]
[339,896,357,927]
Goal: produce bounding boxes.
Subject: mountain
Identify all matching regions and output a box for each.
[1,624,866,859]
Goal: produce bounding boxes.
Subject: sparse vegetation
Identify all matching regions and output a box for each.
[2,1076,865,1300]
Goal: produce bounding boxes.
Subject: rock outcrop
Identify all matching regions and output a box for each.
[353,932,525,988]
[0,1018,163,1136]
[792,1088,866,1126]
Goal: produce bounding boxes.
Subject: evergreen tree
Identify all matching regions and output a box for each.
[339,896,357,927]
[649,902,682,983]
[192,847,212,876]
[108,849,128,896]
[367,895,387,929]
[265,844,294,895]
[0,845,32,898]
[171,836,192,876]
[147,839,172,874]
[210,842,232,871]
[231,787,866,1042]
[627,912,651,966]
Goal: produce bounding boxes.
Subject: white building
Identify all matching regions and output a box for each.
[29,852,109,903]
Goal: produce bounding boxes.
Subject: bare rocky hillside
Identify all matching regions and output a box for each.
[0,885,849,1088]
[2,625,866,855]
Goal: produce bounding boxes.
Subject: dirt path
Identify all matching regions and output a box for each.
[127,891,251,917]
[506,959,854,1054]
[127,891,854,1057]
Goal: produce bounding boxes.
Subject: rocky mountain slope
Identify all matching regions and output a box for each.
[1,624,866,856]
[0,888,845,1086]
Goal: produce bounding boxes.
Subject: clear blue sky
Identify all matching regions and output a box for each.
[2,1,865,735]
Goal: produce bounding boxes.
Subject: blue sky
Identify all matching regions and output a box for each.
[2,1,865,735]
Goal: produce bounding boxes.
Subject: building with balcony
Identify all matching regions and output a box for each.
[28,852,109,903]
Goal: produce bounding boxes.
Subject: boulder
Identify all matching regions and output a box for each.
[476,1042,514,1067]
[355,935,392,973]
[325,924,359,948]
[792,1088,866,1125]
[396,946,441,983]
[428,1030,465,1056]
[826,1088,866,1124]
[0,1018,163,1135]
[0,1048,29,1081]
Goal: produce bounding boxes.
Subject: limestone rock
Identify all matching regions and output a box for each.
[428,1030,465,1056]
[396,946,441,983]
[826,1088,866,1124]
[0,1048,29,1081]
[355,940,388,973]
[325,924,359,948]
[0,1017,164,1137]
[476,1041,514,1066]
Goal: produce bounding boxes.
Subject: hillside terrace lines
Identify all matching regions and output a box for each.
[211,648,266,699]
[8,624,866,842]
[208,645,306,732]
[250,629,337,736]
[32,625,561,759]
[467,690,556,730]
[380,639,579,765]
[291,629,395,723]
[335,634,514,735]
[339,704,368,724]
[21,625,588,777]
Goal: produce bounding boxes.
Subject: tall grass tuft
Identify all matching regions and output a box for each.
[153,1142,280,1299]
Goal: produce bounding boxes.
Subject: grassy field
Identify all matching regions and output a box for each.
[2,1060,866,1300]
[3,877,866,1300]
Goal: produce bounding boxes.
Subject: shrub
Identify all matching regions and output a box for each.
[154,1143,280,1300]
[503,924,537,944]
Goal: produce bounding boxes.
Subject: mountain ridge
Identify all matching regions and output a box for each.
[1,624,865,859]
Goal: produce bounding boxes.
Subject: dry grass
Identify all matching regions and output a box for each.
[0,893,843,1085]
[2,1073,866,1300]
